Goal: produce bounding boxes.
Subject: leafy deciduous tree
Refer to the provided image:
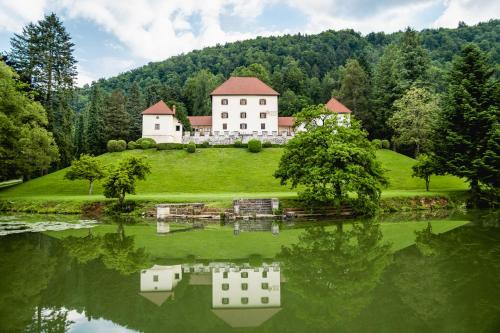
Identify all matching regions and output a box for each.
[64,154,106,195]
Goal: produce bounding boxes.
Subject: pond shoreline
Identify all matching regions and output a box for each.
[0,193,467,218]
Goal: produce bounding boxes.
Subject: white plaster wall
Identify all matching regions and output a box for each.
[212,96,278,134]
[212,267,281,308]
[142,115,183,143]
[140,265,183,291]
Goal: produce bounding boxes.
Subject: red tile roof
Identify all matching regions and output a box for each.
[278,117,295,127]
[211,77,279,96]
[188,116,212,126]
[141,100,175,115]
[325,98,352,113]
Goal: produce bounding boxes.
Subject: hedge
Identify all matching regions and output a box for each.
[248,139,262,153]
[157,143,185,150]
[107,139,127,152]
[136,138,156,149]
[186,142,196,153]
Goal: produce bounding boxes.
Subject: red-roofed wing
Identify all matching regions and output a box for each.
[278,117,295,127]
[141,100,175,115]
[188,116,212,126]
[325,98,352,113]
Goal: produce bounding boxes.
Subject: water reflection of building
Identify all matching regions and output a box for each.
[138,262,282,327]
[182,262,282,328]
[139,265,183,306]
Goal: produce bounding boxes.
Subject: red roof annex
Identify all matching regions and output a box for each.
[141,100,175,115]
[325,98,352,113]
[188,116,212,126]
[211,77,279,96]
[278,117,295,127]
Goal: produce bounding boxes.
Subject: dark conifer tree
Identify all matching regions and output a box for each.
[9,13,77,165]
[85,83,106,155]
[104,89,130,141]
[433,44,499,203]
[126,82,145,141]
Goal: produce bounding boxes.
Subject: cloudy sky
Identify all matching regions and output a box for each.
[0,0,498,86]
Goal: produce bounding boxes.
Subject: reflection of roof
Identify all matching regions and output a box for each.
[212,308,282,328]
[188,116,212,126]
[189,273,212,285]
[278,117,295,127]
[325,98,352,113]
[139,291,174,306]
[211,77,279,96]
[141,100,175,115]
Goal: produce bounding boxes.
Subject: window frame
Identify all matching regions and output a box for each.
[261,297,269,304]
[261,282,269,290]
[221,112,228,119]
[259,98,266,105]
[241,283,248,290]
[222,283,229,291]
[240,98,247,105]
[240,112,247,119]
[261,123,266,130]
[221,98,228,105]
[153,275,159,282]
[175,125,181,131]
[260,112,267,119]
[222,123,228,130]
[240,123,247,130]
[154,124,160,130]
[241,297,249,305]
[241,271,249,278]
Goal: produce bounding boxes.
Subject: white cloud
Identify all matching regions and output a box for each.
[433,0,500,28]
[0,0,47,31]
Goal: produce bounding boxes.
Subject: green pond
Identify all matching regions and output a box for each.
[0,211,499,333]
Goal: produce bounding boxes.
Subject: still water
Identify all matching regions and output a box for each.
[0,211,499,333]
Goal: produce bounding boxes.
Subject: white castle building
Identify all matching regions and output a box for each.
[141,76,351,144]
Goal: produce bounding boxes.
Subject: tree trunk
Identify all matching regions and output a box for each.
[425,176,430,191]
[88,180,94,195]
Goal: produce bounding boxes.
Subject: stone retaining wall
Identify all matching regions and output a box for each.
[182,133,294,145]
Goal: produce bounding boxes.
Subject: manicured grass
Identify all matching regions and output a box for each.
[47,219,468,259]
[0,149,467,203]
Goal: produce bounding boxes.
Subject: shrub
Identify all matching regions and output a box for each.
[381,139,390,149]
[186,142,196,153]
[234,140,243,148]
[127,141,137,149]
[107,139,127,152]
[201,141,210,148]
[248,139,262,153]
[157,143,185,150]
[262,141,272,148]
[136,138,156,149]
[372,139,382,149]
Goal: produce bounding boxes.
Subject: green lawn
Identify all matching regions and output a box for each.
[0,148,467,203]
[47,219,468,259]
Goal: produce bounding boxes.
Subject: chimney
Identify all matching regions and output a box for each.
[173,105,176,114]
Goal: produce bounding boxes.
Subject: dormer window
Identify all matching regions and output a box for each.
[221,99,228,105]
[221,112,228,119]
[259,99,266,105]
[240,98,247,105]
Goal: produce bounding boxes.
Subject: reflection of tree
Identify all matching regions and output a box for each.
[390,222,500,331]
[0,234,56,332]
[61,224,150,275]
[24,308,74,333]
[278,222,392,329]
[100,225,150,275]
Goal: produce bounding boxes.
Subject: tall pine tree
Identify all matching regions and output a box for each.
[335,59,373,133]
[126,82,145,141]
[85,83,106,155]
[104,89,129,141]
[433,44,499,203]
[9,13,77,166]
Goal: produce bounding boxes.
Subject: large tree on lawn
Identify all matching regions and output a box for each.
[64,154,106,195]
[274,105,387,215]
[103,157,151,208]
[433,44,499,204]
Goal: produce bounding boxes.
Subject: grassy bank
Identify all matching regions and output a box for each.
[0,148,468,214]
[46,219,468,259]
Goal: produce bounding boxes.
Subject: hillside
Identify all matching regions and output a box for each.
[0,149,467,201]
[82,20,499,101]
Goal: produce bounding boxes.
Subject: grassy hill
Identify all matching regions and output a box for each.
[0,148,467,203]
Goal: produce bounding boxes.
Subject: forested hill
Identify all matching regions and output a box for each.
[87,20,498,101]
